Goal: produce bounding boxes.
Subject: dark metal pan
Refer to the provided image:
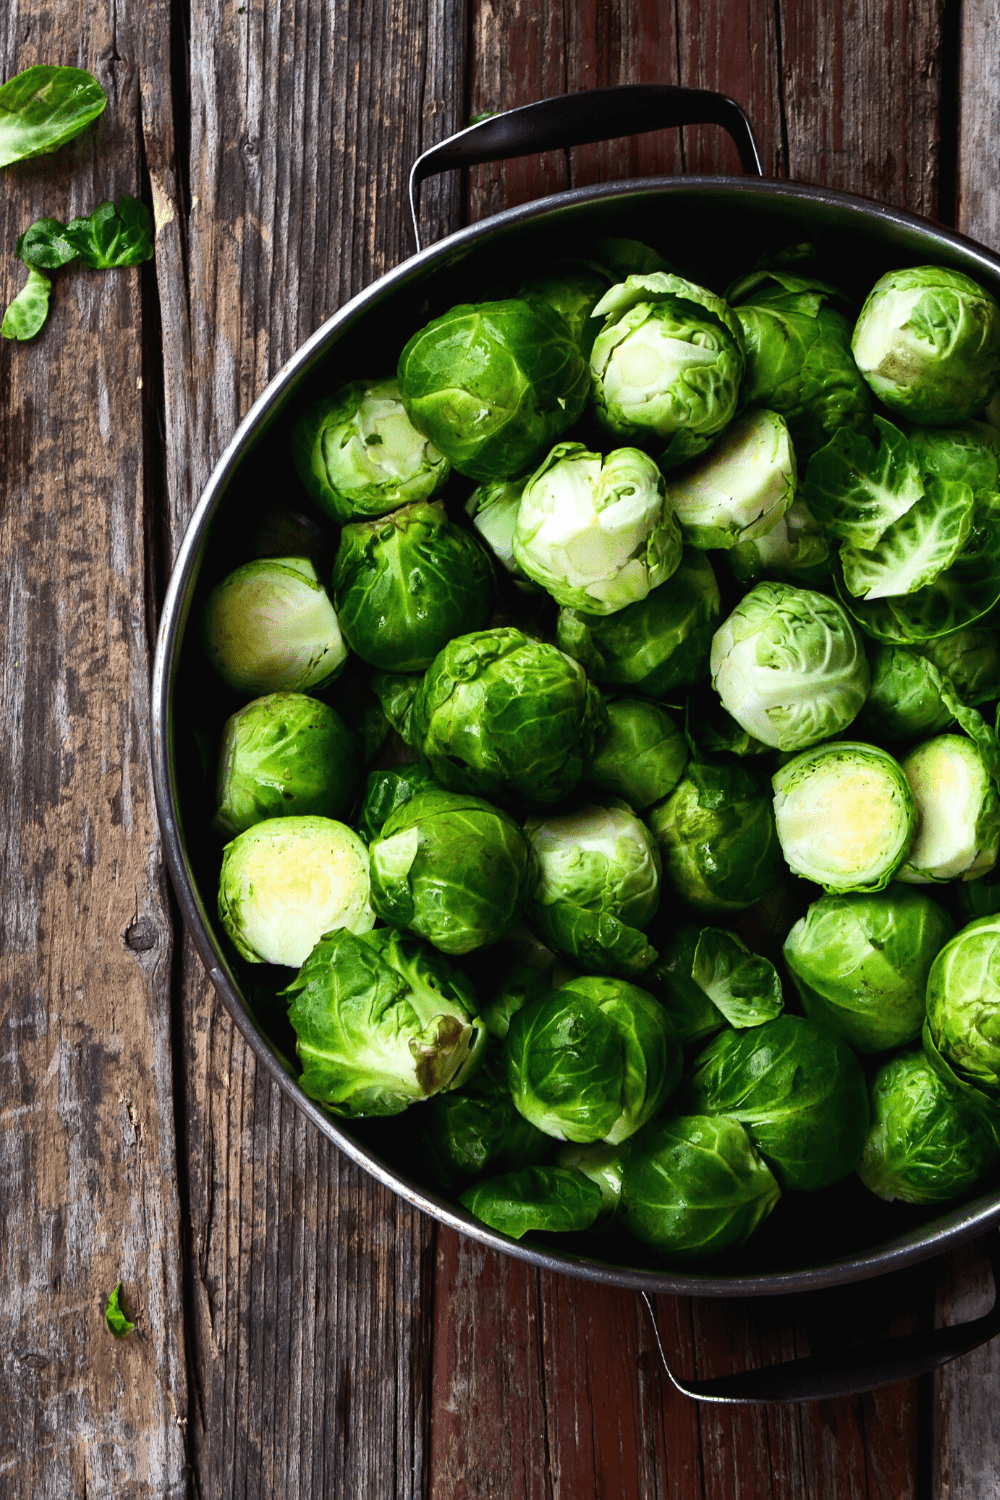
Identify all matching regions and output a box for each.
[151,84,1000,1401]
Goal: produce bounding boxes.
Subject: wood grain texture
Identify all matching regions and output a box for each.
[0,6,187,1496]
[932,1236,1000,1500]
[957,0,1000,250]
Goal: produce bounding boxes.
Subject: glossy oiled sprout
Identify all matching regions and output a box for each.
[202,556,347,694]
[648,761,783,914]
[924,914,1000,1096]
[666,409,796,550]
[586,697,688,811]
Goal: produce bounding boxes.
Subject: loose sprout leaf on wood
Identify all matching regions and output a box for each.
[17,195,155,271]
[104,1283,135,1338]
[1,268,51,341]
[0,64,106,168]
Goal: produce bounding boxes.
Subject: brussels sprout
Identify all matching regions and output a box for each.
[284,926,483,1115]
[783,888,955,1052]
[518,261,611,350]
[459,1166,603,1239]
[617,1116,781,1255]
[396,298,589,481]
[772,743,916,894]
[691,928,784,1029]
[858,1051,1000,1204]
[922,627,1000,706]
[413,1044,551,1193]
[683,1016,870,1191]
[477,949,553,1041]
[587,698,688,810]
[710,582,869,753]
[925,914,1000,1095]
[589,273,745,466]
[729,271,872,461]
[370,671,422,746]
[505,976,681,1145]
[852,267,1000,424]
[591,237,674,279]
[213,693,361,839]
[465,478,533,582]
[907,422,1000,493]
[855,645,956,742]
[897,735,1000,885]
[202,557,348,694]
[292,379,450,523]
[332,500,495,671]
[648,761,784,913]
[524,804,661,976]
[728,498,832,589]
[511,443,682,614]
[666,410,796,550]
[413,627,605,807]
[356,764,441,844]
[369,789,535,955]
[556,548,720,697]
[642,925,726,1044]
[218,816,375,967]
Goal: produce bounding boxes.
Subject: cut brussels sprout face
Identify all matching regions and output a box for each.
[898,736,1000,885]
[397,298,589,480]
[369,789,536,955]
[711,582,869,752]
[512,443,682,614]
[648,761,783,914]
[459,1166,603,1239]
[728,497,832,589]
[332,500,495,672]
[218,816,374,967]
[292,379,450,523]
[524,804,661,975]
[784,888,954,1052]
[618,1115,781,1256]
[852,267,1000,424]
[586,697,688,811]
[667,410,796,551]
[925,914,1000,1095]
[773,743,916,894]
[284,927,483,1116]
[859,1051,1000,1205]
[557,548,720,697]
[683,1016,870,1191]
[589,274,745,465]
[213,693,360,839]
[202,557,347,694]
[505,976,681,1146]
[413,628,605,807]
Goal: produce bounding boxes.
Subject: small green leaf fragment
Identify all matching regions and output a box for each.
[16,216,78,269]
[105,1282,135,1338]
[62,195,155,269]
[2,268,51,340]
[0,65,107,168]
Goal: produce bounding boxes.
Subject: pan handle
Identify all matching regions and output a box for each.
[640,1230,1000,1404]
[409,84,764,250]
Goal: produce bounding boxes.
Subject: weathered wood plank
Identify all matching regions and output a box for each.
[955,0,1000,250]
[0,8,187,1496]
[167,0,465,1493]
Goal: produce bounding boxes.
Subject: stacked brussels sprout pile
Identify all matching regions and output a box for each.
[198,247,1000,1266]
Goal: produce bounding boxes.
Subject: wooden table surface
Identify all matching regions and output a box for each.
[3,1,1000,1495]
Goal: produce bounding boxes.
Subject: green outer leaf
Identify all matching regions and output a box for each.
[840,478,975,601]
[1,267,51,341]
[413,1044,551,1194]
[529,899,657,977]
[803,416,924,548]
[0,65,107,168]
[642,926,726,1044]
[356,763,440,844]
[16,216,77,269]
[105,1283,135,1338]
[459,1166,603,1239]
[59,195,155,268]
[691,929,784,1029]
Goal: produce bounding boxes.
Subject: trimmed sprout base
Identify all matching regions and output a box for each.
[666,409,796,550]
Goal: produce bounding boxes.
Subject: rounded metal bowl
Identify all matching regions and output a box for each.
[152,174,1000,1297]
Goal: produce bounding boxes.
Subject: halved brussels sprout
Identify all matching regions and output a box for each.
[292,378,450,523]
[783,887,954,1052]
[683,1016,870,1191]
[505,976,681,1146]
[648,761,783,914]
[897,735,1000,884]
[728,498,832,589]
[924,914,1000,1095]
[332,499,495,671]
[666,410,796,550]
[284,926,483,1116]
[202,557,347,694]
[855,645,956,742]
[710,582,869,752]
[397,298,589,480]
[858,1051,999,1204]
[617,1115,781,1255]
[369,789,535,955]
[586,697,688,810]
[459,1166,603,1239]
[356,763,441,844]
[512,442,682,614]
[413,627,605,807]
[213,692,360,839]
[218,816,374,967]
[772,743,916,894]
[524,803,661,975]
[852,267,1000,425]
[556,548,720,697]
[589,273,745,466]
